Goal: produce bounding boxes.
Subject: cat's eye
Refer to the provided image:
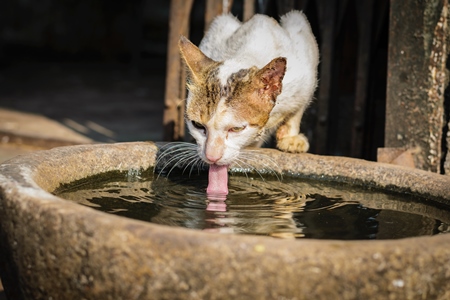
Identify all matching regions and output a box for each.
[229,126,246,133]
[191,121,205,131]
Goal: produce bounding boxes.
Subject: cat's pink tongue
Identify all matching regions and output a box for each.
[207,164,229,196]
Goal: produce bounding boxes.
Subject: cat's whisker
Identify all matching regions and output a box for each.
[181,156,195,175]
[229,152,261,179]
[156,149,188,171]
[155,143,197,168]
[157,157,183,179]
[157,142,196,156]
[256,135,270,146]
[241,149,282,174]
[182,153,203,176]
[233,157,267,182]
[169,151,200,174]
[190,158,207,177]
[165,154,194,178]
[157,141,196,152]
[155,142,199,179]
[188,161,197,177]
[198,160,207,174]
[232,159,250,181]
[236,151,282,181]
[156,152,190,173]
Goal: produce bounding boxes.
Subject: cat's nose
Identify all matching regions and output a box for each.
[205,137,224,163]
[206,153,222,163]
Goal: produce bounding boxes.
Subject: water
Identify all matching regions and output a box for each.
[54,169,450,240]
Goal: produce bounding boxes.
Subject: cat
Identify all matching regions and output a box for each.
[178,10,319,195]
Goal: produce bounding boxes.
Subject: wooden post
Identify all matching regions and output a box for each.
[385,0,448,172]
[163,0,194,141]
[243,0,254,21]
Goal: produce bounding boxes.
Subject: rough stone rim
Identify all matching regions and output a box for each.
[2,141,450,245]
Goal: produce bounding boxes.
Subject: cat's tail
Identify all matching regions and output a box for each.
[280,10,319,66]
[199,13,241,58]
[280,10,314,37]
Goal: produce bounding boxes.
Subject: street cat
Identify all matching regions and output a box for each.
[178,10,319,195]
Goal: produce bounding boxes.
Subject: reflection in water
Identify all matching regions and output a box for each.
[54,170,450,240]
[206,200,227,212]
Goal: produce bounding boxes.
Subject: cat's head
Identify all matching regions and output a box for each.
[179,36,286,166]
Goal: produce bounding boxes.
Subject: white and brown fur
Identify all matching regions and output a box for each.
[179,11,319,167]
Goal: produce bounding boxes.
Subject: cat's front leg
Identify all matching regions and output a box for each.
[275,109,309,153]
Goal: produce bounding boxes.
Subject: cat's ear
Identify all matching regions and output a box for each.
[179,36,216,81]
[256,57,287,101]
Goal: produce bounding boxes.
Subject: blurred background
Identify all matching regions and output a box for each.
[0,0,171,144]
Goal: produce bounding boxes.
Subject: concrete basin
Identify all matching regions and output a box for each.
[0,142,450,299]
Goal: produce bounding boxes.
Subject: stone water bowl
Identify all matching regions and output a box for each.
[1,142,450,299]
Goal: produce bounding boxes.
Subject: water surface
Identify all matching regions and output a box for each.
[55,169,450,240]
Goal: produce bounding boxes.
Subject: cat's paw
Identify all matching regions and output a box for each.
[276,134,309,153]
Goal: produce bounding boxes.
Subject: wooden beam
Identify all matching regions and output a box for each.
[243,0,254,21]
[163,0,194,141]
